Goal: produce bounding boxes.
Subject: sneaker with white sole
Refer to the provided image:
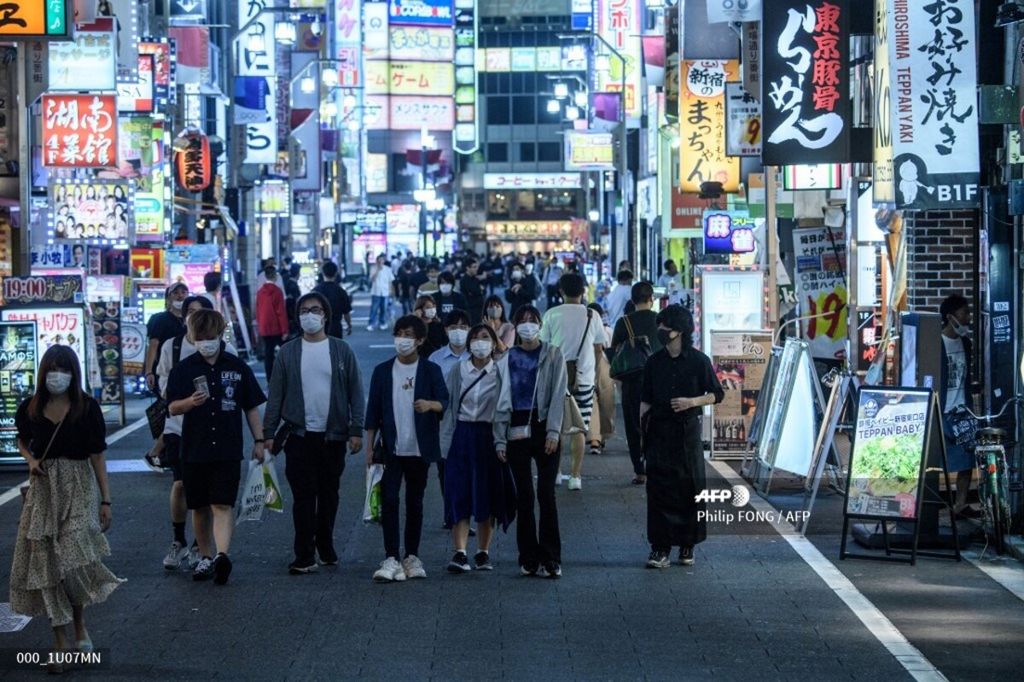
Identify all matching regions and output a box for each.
[163,541,188,570]
[402,555,427,579]
[366,324,374,331]
[447,551,472,573]
[646,550,670,569]
[373,557,407,582]
[555,472,564,487]
[474,551,493,571]
[192,557,214,581]
[187,542,201,570]
[567,476,582,491]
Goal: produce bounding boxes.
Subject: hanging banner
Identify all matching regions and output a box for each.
[887,0,979,209]
[679,60,740,193]
[707,0,761,24]
[47,21,116,91]
[139,39,177,106]
[117,54,155,113]
[335,0,362,87]
[233,76,272,124]
[133,119,166,244]
[725,83,761,157]
[236,0,276,77]
[761,0,850,166]
[175,132,212,192]
[41,94,117,168]
[792,226,847,361]
[597,0,642,123]
[244,83,278,165]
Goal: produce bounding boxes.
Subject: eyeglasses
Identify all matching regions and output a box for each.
[299,307,325,315]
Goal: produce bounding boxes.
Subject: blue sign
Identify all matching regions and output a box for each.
[702,210,757,255]
[389,0,454,27]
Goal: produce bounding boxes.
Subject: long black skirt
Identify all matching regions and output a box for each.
[644,415,707,550]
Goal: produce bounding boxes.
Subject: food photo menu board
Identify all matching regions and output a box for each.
[90,301,123,406]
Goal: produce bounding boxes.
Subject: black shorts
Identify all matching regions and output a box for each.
[163,434,183,482]
[181,460,242,509]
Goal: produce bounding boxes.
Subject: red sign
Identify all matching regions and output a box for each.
[175,132,211,192]
[41,94,118,167]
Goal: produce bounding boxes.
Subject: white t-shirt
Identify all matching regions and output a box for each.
[301,339,332,432]
[605,284,633,326]
[942,335,966,413]
[392,359,420,456]
[540,304,607,388]
[370,265,394,297]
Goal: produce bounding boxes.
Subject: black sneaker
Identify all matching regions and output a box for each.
[289,560,319,575]
[318,549,339,566]
[474,551,493,571]
[212,553,233,585]
[520,563,539,577]
[678,546,695,566]
[447,551,471,573]
[192,556,214,581]
[646,550,670,569]
[542,561,562,579]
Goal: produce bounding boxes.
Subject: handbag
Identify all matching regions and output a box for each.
[565,309,592,393]
[145,397,167,439]
[610,315,652,380]
[561,392,586,436]
[20,416,65,504]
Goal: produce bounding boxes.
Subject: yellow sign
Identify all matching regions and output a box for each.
[872,0,895,204]
[679,60,740,194]
[366,61,454,97]
[0,1,69,38]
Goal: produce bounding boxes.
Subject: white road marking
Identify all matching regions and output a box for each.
[708,460,947,682]
[963,549,1024,604]
[368,344,396,349]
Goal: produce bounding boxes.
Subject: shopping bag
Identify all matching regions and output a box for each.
[262,458,284,513]
[236,460,266,526]
[145,398,167,439]
[363,464,384,524]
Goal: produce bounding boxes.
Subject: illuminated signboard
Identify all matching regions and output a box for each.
[41,94,118,168]
[366,60,454,96]
[483,173,582,190]
[0,0,71,39]
[47,21,115,90]
[49,179,133,245]
[782,164,846,191]
[565,131,615,171]
[702,210,757,255]
[389,0,454,28]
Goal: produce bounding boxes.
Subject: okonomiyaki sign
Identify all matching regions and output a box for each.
[887,0,979,210]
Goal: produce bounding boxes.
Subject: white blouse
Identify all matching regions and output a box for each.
[458,359,500,422]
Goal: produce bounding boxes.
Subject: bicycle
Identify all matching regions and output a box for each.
[963,396,1023,555]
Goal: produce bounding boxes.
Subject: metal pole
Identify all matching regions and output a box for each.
[421,142,428,258]
[766,166,780,331]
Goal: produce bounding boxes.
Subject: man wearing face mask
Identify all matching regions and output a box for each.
[939,294,980,519]
[432,272,468,318]
[263,293,365,574]
[365,316,449,582]
[145,282,189,391]
[429,310,472,525]
[505,263,539,319]
[460,259,486,324]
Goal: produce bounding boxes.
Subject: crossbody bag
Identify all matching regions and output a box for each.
[19,417,65,505]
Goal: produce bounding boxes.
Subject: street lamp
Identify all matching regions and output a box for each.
[274,20,297,46]
[565,106,581,121]
[546,99,561,114]
[574,90,588,108]
[321,66,339,88]
[300,76,316,94]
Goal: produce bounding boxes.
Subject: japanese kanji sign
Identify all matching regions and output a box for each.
[885,0,979,209]
[703,210,758,255]
[236,0,276,77]
[793,226,847,360]
[335,0,362,87]
[679,60,740,194]
[761,0,850,166]
[175,132,212,193]
[0,275,83,307]
[725,83,761,157]
[483,173,582,190]
[597,0,642,122]
[41,94,117,168]
[872,0,895,203]
[47,20,115,90]
[0,0,70,39]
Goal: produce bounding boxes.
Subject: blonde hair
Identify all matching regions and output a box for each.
[187,309,227,341]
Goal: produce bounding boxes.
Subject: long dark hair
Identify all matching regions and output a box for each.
[28,345,87,422]
[483,295,508,323]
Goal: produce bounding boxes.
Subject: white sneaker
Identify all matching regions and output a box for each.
[366,324,374,331]
[555,472,564,487]
[373,557,407,583]
[163,541,188,570]
[379,325,390,331]
[402,555,427,579]
[187,542,201,570]
[568,476,582,491]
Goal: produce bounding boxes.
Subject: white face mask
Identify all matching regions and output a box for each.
[470,340,493,359]
[950,316,970,338]
[487,306,502,319]
[511,270,523,281]
[448,329,469,347]
[439,284,453,295]
[517,323,540,341]
[394,337,418,356]
[525,264,534,274]
[300,313,324,334]
[46,371,72,395]
[196,339,221,358]
[423,307,437,320]
[171,299,184,310]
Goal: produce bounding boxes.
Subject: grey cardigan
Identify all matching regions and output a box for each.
[493,343,567,449]
[439,357,508,458]
[263,336,365,443]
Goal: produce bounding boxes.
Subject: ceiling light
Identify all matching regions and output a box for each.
[274,21,296,46]
[553,82,569,99]
[565,106,580,121]
[300,76,316,94]
[321,67,339,88]
[547,99,560,114]
[246,33,266,53]
[574,91,588,107]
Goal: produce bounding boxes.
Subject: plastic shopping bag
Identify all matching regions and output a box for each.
[262,458,284,513]
[236,460,266,526]
[363,464,384,524]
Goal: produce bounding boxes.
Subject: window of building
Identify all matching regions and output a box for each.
[487,142,509,163]
[486,96,510,125]
[512,96,535,124]
[519,142,536,162]
[488,191,511,216]
[538,142,561,162]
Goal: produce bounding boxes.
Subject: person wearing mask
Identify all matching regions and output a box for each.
[540,274,607,491]
[417,263,441,297]
[365,315,449,582]
[368,254,395,331]
[544,257,565,309]
[605,270,635,328]
[658,260,685,306]
[495,306,567,578]
[256,258,286,295]
[413,295,448,358]
[460,259,487,324]
[429,310,472,387]
[263,293,365,574]
[314,261,353,337]
[433,271,469,318]
[505,262,539,319]
[483,295,516,355]
[939,294,980,519]
[11,346,123,667]
[256,266,289,380]
[586,302,616,457]
[611,282,663,484]
[156,296,239,571]
[641,306,724,569]
[145,282,189,392]
[440,325,514,573]
[167,310,267,585]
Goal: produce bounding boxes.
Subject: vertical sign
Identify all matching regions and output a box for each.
[761,0,850,166]
[238,0,277,165]
[336,0,362,87]
[887,0,979,209]
[679,60,740,193]
[725,83,761,157]
[793,226,847,360]
[0,0,70,39]
[597,0,642,123]
[872,0,894,204]
[453,0,478,154]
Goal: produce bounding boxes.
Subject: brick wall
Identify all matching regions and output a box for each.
[905,209,978,313]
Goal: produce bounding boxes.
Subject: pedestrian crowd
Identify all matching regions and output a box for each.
[10,253,724,664]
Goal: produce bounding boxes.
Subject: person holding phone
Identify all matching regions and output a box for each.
[167,310,266,586]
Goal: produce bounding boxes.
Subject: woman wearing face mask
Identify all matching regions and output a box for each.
[495,306,567,578]
[440,325,516,573]
[482,295,516,355]
[413,295,448,358]
[640,306,724,570]
[432,271,468,318]
[11,346,123,668]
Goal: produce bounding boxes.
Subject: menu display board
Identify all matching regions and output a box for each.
[121,323,146,377]
[846,388,930,520]
[710,331,773,455]
[89,301,123,406]
[0,322,39,459]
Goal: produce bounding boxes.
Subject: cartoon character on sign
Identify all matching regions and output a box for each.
[897,159,935,206]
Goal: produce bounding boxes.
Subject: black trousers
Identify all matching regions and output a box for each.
[507,416,561,567]
[263,334,284,380]
[284,433,345,564]
[381,456,430,560]
[620,377,645,476]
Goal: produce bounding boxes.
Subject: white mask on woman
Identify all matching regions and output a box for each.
[470,340,493,359]
[516,322,540,341]
[423,307,437,320]
[46,371,73,395]
[487,306,502,319]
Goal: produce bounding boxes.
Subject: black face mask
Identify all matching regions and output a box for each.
[657,329,676,347]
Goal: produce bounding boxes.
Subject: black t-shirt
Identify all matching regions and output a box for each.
[423,320,449,358]
[166,349,266,463]
[408,271,428,296]
[641,348,724,421]
[612,310,662,354]
[147,311,185,371]
[16,397,107,460]
[432,291,468,319]
[314,280,352,337]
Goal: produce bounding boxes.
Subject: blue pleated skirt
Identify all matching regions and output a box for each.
[445,421,517,530]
